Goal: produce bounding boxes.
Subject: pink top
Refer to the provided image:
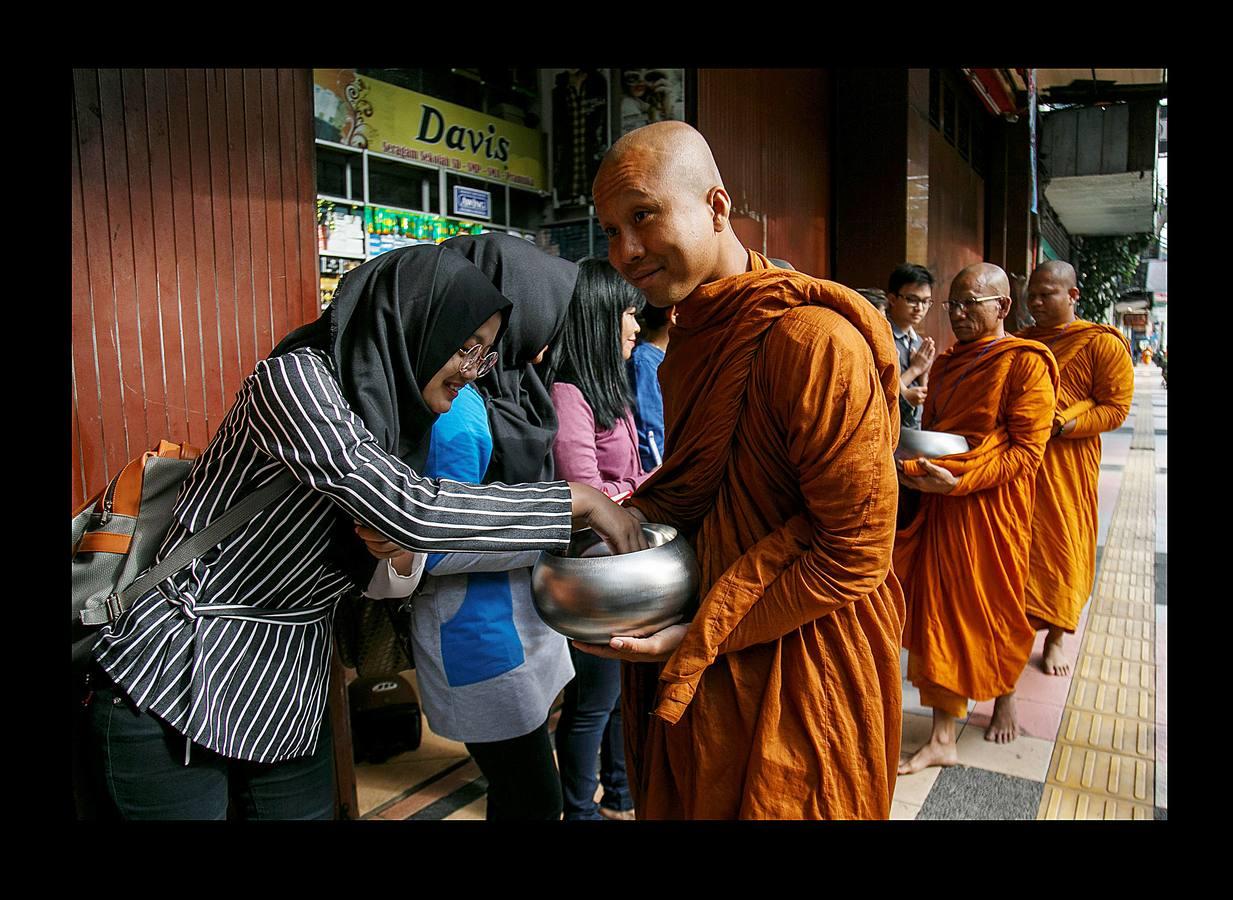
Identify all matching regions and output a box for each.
[550,382,649,497]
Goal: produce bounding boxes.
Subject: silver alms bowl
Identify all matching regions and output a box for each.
[530,524,700,644]
[895,428,970,461]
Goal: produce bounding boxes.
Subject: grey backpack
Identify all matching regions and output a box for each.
[72,440,295,670]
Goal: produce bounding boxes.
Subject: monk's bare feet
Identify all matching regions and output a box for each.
[1040,629,1071,677]
[985,694,1019,743]
[898,739,959,775]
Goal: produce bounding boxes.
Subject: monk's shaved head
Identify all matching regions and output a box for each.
[596,121,725,203]
[1032,260,1077,290]
[948,262,1012,343]
[951,262,1011,299]
[592,121,749,307]
[1025,260,1080,328]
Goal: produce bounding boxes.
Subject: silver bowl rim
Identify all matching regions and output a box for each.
[540,523,688,565]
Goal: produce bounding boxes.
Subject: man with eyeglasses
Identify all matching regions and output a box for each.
[885,264,938,431]
[895,262,1058,774]
[1016,261,1133,678]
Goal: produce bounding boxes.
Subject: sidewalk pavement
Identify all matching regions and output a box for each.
[354,363,1168,821]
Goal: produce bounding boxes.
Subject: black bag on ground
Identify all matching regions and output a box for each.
[348,674,423,764]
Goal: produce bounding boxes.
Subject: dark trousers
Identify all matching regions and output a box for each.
[86,673,335,820]
[465,717,562,821]
[554,646,633,820]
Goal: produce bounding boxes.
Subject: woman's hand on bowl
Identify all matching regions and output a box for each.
[572,622,689,662]
[568,482,650,554]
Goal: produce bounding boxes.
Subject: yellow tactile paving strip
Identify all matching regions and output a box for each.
[1039,381,1157,820]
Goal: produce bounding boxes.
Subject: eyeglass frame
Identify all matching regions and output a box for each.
[457,342,498,378]
[891,291,933,309]
[942,294,1006,315]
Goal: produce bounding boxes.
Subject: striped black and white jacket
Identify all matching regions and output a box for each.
[93,348,573,764]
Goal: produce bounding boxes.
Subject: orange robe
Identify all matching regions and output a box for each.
[625,251,905,819]
[895,335,1058,718]
[1016,321,1133,632]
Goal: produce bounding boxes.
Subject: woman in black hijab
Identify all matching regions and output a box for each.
[87,244,643,820]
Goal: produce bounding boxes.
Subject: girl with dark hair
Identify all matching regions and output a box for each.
[84,244,645,820]
[550,257,649,820]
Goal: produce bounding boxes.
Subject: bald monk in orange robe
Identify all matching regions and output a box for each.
[574,121,906,819]
[1017,261,1133,676]
[896,263,1059,773]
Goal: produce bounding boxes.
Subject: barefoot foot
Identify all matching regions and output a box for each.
[898,738,959,775]
[1040,631,1072,677]
[985,694,1019,744]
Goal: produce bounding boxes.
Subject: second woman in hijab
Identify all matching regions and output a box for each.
[369,233,581,820]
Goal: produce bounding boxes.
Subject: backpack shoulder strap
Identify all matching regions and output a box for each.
[79,470,300,626]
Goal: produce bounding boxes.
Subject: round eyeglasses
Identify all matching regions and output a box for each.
[458,342,498,378]
[943,295,1004,314]
[894,294,932,309]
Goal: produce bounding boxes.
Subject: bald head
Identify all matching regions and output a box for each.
[952,262,1011,299]
[596,121,724,202]
[947,262,1012,343]
[592,122,749,308]
[1033,260,1077,290]
[1025,260,1080,328]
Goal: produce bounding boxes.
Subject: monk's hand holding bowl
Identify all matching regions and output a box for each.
[572,622,690,662]
[569,482,650,555]
[898,458,959,494]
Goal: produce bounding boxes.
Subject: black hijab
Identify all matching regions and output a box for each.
[442,233,578,484]
[270,243,512,586]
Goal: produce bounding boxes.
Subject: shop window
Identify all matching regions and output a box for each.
[509,187,545,232]
[369,157,438,212]
[445,173,507,226]
[316,147,361,201]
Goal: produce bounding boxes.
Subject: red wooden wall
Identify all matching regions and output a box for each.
[71,68,319,510]
[697,69,833,279]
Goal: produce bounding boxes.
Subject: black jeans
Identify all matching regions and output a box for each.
[466,717,562,821]
[554,646,633,820]
[86,671,335,820]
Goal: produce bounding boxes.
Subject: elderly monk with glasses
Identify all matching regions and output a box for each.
[894,262,1059,773]
[575,121,905,819]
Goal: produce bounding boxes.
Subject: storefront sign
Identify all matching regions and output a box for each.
[453,185,492,220]
[314,69,545,190]
[1154,291,1167,305]
[1124,312,1148,328]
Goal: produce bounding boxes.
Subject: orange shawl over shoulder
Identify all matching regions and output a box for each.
[1015,321,1133,631]
[895,335,1058,702]
[625,251,905,819]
